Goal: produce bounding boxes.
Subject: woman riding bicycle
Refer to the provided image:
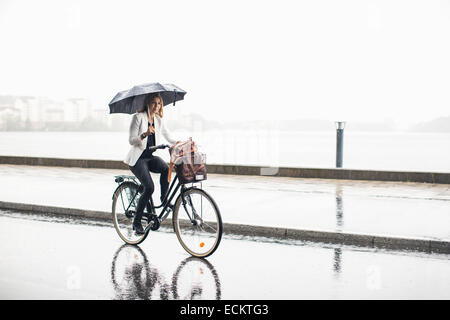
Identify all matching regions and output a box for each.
[124,93,180,235]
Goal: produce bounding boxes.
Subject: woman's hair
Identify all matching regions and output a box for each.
[137,93,164,117]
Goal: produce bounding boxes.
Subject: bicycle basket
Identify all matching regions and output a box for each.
[174,152,207,184]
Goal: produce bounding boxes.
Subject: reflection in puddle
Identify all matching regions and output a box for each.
[110,244,221,300]
[171,256,221,300]
[335,184,344,231]
[333,185,344,279]
[333,248,342,278]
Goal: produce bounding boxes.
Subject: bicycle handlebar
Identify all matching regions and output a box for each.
[147,144,170,152]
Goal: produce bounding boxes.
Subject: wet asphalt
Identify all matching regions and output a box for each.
[1,164,450,241]
[0,211,449,300]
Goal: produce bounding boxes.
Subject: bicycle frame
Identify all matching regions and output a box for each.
[114,173,202,228]
[151,173,182,221]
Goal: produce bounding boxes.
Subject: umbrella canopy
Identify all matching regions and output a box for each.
[108,82,187,114]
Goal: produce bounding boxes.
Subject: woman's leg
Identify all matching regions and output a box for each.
[147,155,170,203]
[129,158,155,225]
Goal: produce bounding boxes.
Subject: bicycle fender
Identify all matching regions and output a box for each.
[112,181,141,200]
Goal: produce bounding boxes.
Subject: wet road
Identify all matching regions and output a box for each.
[0,211,449,299]
[1,165,450,241]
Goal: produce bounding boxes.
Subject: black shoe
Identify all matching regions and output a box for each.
[132,219,145,235]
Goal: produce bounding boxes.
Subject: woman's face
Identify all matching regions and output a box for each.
[149,97,162,114]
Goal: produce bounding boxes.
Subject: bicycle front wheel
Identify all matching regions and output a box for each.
[112,182,148,245]
[173,188,223,258]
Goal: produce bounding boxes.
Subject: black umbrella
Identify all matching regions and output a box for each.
[108,82,187,114]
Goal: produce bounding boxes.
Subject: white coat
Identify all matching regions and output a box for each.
[124,112,178,166]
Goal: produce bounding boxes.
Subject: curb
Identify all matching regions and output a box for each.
[1,201,448,254]
[1,156,450,184]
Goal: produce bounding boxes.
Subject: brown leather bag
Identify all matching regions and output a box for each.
[174,152,207,184]
[168,138,207,184]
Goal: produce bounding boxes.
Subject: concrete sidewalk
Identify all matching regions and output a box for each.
[0,164,449,249]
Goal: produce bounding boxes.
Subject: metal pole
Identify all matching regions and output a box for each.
[335,121,345,168]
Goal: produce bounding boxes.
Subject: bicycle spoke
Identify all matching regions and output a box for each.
[201,221,217,234]
[173,188,222,257]
[119,190,126,212]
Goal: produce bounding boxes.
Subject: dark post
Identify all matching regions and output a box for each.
[335,121,345,168]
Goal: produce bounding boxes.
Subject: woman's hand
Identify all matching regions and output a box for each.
[140,123,155,140]
[145,123,155,136]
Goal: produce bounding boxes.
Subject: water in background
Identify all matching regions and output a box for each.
[1,131,449,172]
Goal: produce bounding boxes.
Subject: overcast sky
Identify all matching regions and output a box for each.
[1,0,449,127]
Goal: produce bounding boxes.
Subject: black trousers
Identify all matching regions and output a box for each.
[129,153,169,220]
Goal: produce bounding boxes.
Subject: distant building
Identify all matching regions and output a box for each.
[0,95,96,130]
[67,98,91,122]
[0,106,21,130]
[92,108,109,126]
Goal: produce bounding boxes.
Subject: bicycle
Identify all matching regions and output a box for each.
[111,144,223,258]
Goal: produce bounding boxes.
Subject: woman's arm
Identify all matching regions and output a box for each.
[128,113,144,147]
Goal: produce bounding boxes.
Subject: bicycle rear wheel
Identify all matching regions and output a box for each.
[112,182,148,245]
[173,188,223,258]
